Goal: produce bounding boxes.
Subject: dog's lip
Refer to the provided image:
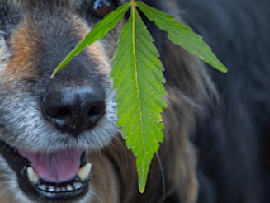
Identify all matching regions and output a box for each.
[0,140,91,200]
[22,166,91,199]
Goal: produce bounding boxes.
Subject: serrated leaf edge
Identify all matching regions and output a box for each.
[136,1,228,73]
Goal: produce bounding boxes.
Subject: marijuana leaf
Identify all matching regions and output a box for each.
[110,3,167,193]
[53,0,227,193]
[136,2,227,73]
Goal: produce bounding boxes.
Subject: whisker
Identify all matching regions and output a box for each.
[156,153,166,200]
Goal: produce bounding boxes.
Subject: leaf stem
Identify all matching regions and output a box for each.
[130,0,135,6]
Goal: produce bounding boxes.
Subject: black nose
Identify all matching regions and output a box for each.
[41,87,106,135]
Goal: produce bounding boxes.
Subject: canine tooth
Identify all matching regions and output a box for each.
[78,163,92,181]
[38,185,46,191]
[73,182,83,190]
[56,187,61,192]
[67,185,73,191]
[26,167,39,184]
[61,186,66,191]
[49,186,55,192]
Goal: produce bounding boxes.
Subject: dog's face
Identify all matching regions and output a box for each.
[0,0,132,202]
[0,0,209,202]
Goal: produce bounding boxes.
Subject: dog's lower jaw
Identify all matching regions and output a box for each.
[0,158,91,203]
[0,150,122,203]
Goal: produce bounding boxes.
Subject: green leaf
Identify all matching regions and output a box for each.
[136,2,228,73]
[110,4,167,193]
[51,2,130,78]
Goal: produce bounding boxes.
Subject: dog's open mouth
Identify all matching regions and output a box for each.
[19,149,91,199]
[0,141,91,200]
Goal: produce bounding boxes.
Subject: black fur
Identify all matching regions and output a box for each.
[177,0,270,202]
[133,0,270,202]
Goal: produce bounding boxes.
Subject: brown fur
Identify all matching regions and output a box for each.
[6,15,40,79]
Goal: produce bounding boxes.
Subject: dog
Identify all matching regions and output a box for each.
[0,0,269,203]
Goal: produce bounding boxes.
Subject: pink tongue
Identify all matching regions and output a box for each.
[19,149,84,182]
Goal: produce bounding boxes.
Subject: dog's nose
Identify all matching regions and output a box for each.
[41,87,106,135]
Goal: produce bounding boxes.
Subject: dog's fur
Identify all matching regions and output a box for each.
[0,0,269,203]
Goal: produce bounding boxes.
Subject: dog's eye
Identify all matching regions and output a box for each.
[90,0,115,17]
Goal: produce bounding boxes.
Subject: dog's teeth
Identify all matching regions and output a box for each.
[67,185,73,191]
[73,182,83,190]
[61,186,66,192]
[56,187,61,192]
[78,163,92,181]
[26,167,39,184]
[48,186,55,192]
[38,185,46,191]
